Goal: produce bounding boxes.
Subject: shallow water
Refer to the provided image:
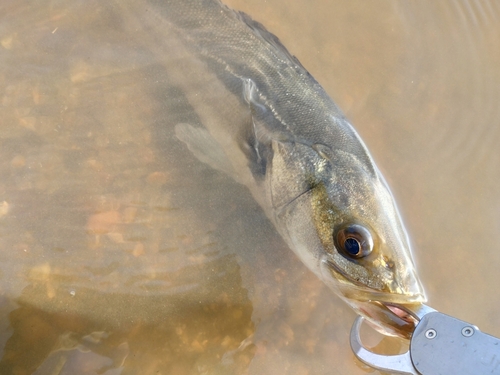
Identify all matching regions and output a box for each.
[0,1,499,374]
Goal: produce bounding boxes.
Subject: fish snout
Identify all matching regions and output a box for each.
[388,266,426,303]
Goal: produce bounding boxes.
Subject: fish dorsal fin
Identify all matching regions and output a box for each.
[237,11,311,76]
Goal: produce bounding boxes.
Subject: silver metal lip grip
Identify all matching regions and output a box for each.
[350,304,500,375]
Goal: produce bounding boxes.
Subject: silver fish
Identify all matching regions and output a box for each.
[0,0,424,347]
[114,0,426,336]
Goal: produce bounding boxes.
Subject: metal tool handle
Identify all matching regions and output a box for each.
[351,309,500,374]
[411,311,500,375]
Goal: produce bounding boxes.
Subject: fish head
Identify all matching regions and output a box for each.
[271,137,426,338]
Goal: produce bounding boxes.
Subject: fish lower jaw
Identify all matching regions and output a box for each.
[320,258,426,305]
[332,277,427,306]
[348,290,426,304]
[383,290,427,307]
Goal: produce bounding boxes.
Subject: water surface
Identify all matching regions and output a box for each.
[0,1,499,374]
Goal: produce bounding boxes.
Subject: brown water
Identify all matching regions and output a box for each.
[0,1,499,374]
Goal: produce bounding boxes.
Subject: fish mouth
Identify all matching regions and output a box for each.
[322,258,426,304]
[350,300,422,339]
[321,259,426,338]
[341,292,432,339]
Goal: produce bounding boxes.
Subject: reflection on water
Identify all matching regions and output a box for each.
[0,0,499,374]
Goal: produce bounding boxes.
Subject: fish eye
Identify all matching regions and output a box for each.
[334,224,373,259]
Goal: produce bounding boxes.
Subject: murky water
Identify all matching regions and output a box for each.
[0,1,499,374]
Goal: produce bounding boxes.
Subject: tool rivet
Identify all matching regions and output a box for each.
[425,329,437,339]
[462,326,474,337]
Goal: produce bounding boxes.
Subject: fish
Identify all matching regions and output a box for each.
[113,0,427,337]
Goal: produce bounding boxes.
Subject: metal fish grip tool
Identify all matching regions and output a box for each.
[350,304,500,374]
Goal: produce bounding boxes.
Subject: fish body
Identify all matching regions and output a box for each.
[118,0,426,335]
